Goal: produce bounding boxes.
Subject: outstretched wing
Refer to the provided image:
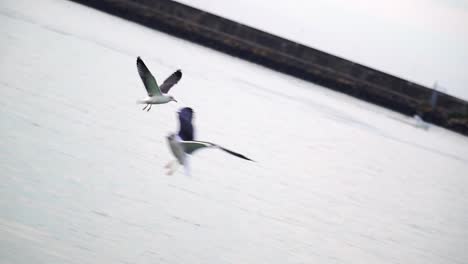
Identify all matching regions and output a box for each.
[181,140,254,161]
[218,146,254,161]
[181,141,215,155]
[136,57,161,96]
[160,69,182,94]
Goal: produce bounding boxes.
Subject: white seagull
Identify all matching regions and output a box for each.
[165,107,253,175]
[136,56,182,111]
[166,133,254,176]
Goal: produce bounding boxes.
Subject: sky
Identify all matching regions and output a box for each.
[179,0,468,100]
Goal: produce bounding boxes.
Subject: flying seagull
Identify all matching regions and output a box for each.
[136,57,182,111]
[165,107,253,176]
[166,134,254,176]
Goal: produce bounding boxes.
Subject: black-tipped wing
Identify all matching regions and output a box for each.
[181,141,214,154]
[181,140,253,161]
[218,146,254,161]
[160,69,182,94]
[136,57,161,96]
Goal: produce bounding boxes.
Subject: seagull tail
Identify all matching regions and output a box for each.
[136,99,146,104]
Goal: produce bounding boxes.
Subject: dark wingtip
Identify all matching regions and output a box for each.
[176,69,182,77]
[241,156,255,162]
[219,147,254,162]
[245,157,255,162]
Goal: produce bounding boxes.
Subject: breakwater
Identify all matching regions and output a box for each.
[69,0,468,136]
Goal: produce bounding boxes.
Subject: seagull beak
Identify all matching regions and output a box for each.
[172,98,178,103]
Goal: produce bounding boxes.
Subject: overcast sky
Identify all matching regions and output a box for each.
[180,0,468,100]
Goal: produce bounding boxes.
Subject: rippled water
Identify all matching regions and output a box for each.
[1,0,468,263]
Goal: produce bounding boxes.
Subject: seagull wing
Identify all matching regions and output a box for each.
[178,108,194,141]
[160,69,182,94]
[217,146,254,161]
[178,118,194,141]
[181,141,215,154]
[181,140,254,161]
[136,57,161,96]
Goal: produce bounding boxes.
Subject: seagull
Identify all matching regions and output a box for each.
[136,56,182,111]
[165,107,253,176]
[165,134,254,176]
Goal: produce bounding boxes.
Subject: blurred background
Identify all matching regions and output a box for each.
[182,0,468,100]
[1,0,468,263]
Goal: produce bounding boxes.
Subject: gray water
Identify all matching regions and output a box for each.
[1,0,468,263]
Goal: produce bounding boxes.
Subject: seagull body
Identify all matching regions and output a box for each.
[165,108,252,175]
[136,57,182,111]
